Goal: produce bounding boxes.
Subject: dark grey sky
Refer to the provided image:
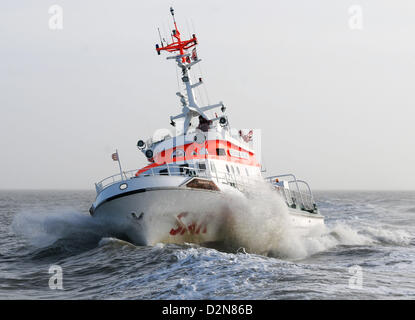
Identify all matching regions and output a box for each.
[1,0,414,190]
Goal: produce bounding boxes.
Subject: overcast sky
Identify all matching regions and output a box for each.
[1,0,414,190]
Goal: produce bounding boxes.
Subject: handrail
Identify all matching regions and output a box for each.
[292,179,314,199]
[95,168,140,193]
[95,164,210,193]
[265,174,304,204]
[265,173,316,212]
[95,162,263,194]
[95,165,316,215]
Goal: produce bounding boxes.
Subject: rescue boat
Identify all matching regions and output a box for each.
[89,8,324,246]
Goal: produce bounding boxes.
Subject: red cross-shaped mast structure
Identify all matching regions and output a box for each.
[155,7,198,62]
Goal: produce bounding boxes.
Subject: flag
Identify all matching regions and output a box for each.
[245,130,253,142]
[246,130,253,141]
[111,152,119,161]
[240,129,253,142]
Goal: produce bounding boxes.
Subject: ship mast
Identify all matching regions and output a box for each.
[155,7,225,134]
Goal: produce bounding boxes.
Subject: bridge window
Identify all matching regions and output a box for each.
[159,168,169,175]
[172,149,185,158]
[216,148,226,156]
[198,162,206,171]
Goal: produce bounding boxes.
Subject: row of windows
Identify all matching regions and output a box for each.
[226,164,249,177]
[171,148,236,158]
[142,161,256,179]
[209,161,250,177]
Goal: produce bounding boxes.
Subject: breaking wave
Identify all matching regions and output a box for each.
[9,186,412,262]
[11,209,108,251]
[213,182,412,260]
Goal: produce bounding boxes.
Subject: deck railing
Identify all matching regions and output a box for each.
[95,163,262,194]
[95,166,317,213]
[95,169,140,193]
[265,174,316,212]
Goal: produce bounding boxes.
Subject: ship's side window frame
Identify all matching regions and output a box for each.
[172,149,185,159]
[198,162,207,171]
[216,148,226,156]
[158,166,169,176]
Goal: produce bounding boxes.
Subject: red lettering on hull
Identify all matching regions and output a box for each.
[169,212,207,236]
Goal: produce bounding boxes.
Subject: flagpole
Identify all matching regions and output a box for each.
[116,149,124,180]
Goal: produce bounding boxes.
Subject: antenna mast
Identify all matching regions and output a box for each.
[155,7,225,134]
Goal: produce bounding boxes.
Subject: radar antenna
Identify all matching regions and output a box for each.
[155,7,225,134]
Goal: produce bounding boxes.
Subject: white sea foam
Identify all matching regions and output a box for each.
[11,209,106,248]
[220,181,296,257]
[98,237,136,248]
[362,226,411,246]
[214,182,412,260]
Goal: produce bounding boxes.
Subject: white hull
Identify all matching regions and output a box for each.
[93,187,231,245]
[287,208,325,229]
[92,186,324,246]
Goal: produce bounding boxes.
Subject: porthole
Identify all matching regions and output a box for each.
[119,183,128,190]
